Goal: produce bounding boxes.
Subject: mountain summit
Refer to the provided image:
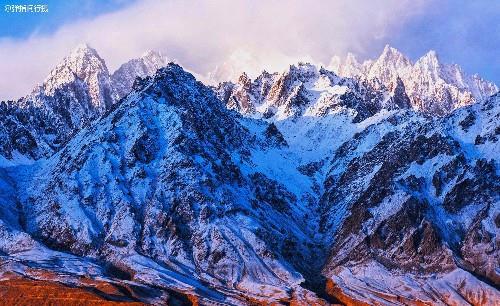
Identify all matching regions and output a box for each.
[112,50,167,98]
[37,43,116,111]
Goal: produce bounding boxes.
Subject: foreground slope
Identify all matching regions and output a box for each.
[320,94,499,305]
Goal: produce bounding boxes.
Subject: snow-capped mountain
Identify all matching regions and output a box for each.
[0,44,117,161]
[0,45,498,305]
[112,50,167,99]
[0,63,327,304]
[328,45,498,115]
[0,45,166,162]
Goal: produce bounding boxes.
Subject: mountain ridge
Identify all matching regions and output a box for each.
[0,45,498,305]
[328,45,498,115]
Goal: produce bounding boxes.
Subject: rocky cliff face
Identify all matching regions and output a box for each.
[0,45,498,305]
[215,63,410,123]
[214,55,499,304]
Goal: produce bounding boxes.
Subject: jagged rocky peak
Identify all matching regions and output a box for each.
[275,62,325,91]
[139,63,237,117]
[237,71,251,86]
[71,42,100,58]
[111,49,167,98]
[263,63,316,106]
[413,49,442,80]
[223,71,258,114]
[379,44,410,62]
[38,43,116,110]
[418,49,440,65]
[0,43,121,161]
[327,52,365,76]
[341,52,364,77]
[217,43,498,120]
[286,62,318,79]
[469,72,498,100]
[327,55,341,73]
[367,44,412,83]
[140,50,166,67]
[326,46,499,115]
[257,69,274,79]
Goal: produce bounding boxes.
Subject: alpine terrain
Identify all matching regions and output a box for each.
[0,44,498,305]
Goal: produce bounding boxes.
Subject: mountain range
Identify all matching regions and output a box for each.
[0,44,498,305]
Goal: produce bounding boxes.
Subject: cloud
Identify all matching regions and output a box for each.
[0,0,432,100]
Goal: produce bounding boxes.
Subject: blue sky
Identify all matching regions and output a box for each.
[0,0,498,100]
[0,0,136,37]
[386,0,500,86]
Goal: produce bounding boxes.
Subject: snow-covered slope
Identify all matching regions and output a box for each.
[320,94,499,304]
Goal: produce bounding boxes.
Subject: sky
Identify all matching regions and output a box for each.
[0,0,498,100]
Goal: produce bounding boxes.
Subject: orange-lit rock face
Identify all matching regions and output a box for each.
[0,271,202,306]
[0,278,144,306]
[324,279,370,306]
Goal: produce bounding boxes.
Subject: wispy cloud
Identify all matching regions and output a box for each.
[0,0,448,100]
